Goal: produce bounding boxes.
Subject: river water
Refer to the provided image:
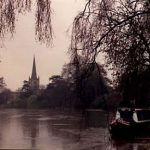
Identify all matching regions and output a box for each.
[0,109,149,150]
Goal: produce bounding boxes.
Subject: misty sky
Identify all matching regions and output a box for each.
[0,0,86,91]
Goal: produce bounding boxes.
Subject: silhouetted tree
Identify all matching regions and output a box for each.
[0,77,11,105]
[62,61,111,109]
[20,80,33,97]
[0,77,6,91]
[0,89,12,105]
[37,75,70,109]
[70,0,150,107]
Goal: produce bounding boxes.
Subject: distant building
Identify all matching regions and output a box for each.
[29,57,40,90]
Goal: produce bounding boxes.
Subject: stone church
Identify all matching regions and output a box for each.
[29,57,40,90]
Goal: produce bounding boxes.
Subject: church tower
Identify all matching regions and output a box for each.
[29,56,39,90]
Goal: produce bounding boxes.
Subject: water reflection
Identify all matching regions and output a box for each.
[19,115,39,148]
[0,109,149,150]
[111,141,150,150]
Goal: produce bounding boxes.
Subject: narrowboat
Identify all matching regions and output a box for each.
[109,108,150,137]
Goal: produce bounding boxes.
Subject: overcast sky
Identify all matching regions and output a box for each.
[0,0,86,91]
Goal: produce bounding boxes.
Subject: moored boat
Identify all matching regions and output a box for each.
[109,108,150,138]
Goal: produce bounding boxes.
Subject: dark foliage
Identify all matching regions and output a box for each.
[70,0,150,107]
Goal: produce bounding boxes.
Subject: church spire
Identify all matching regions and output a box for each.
[29,56,40,90]
[31,56,37,79]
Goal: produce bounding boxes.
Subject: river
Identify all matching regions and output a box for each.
[0,109,149,150]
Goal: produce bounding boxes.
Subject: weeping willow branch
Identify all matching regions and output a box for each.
[70,0,150,87]
[0,0,52,45]
[35,0,53,45]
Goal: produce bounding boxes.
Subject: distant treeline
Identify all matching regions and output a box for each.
[0,63,118,109]
[2,61,150,109]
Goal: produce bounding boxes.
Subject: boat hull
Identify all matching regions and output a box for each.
[110,119,150,138]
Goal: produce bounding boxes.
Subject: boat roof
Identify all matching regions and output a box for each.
[117,107,150,111]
